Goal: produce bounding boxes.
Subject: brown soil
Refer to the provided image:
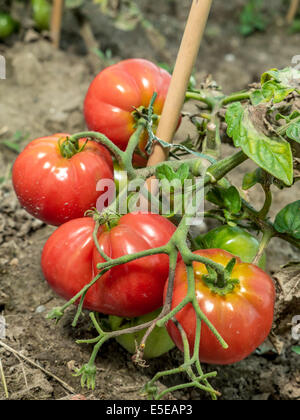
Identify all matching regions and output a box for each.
[0,0,299,400]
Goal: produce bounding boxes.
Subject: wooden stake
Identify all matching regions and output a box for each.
[147,0,213,168]
[51,0,64,48]
[286,0,299,24]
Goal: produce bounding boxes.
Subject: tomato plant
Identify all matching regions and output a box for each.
[92,213,177,317]
[31,0,52,31]
[109,309,175,359]
[12,134,114,226]
[196,225,266,269]
[84,58,174,154]
[37,63,300,399]
[0,12,18,39]
[165,249,275,365]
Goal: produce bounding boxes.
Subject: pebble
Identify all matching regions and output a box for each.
[35,305,46,314]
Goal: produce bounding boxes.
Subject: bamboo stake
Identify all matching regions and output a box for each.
[147,0,213,168]
[51,0,64,48]
[286,0,299,24]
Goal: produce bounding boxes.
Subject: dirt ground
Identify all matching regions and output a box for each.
[0,0,299,400]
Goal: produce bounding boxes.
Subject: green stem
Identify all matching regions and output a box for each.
[97,245,169,271]
[69,131,125,166]
[276,115,300,136]
[93,221,111,262]
[221,92,251,106]
[258,186,273,220]
[205,151,248,184]
[253,228,274,266]
[185,91,215,109]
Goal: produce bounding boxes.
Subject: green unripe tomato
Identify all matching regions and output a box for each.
[0,13,18,39]
[195,226,267,270]
[109,309,175,359]
[31,0,52,31]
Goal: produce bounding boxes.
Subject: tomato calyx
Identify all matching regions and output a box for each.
[202,258,240,296]
[132,105,159,130]
[85,208,120,231]
[58,136,88,159]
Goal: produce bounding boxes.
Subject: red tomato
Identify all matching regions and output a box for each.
[84,59,173,152]
[92,213,177,317]
[41,218,104,311]
[165,249,275,365]
[12,134,114,226]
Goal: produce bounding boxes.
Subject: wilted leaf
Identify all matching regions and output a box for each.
[226,102,293,185]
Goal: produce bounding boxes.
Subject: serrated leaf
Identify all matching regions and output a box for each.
[226,103,293,185]
[156,165,177,182]
[274,201,300,239]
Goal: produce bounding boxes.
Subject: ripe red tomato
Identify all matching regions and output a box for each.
[84,59,173,152]
[41,217,102,311]
[42,214,176,317]
[92,213,177,317]
[165,249,275,365]
[12,134,114,226]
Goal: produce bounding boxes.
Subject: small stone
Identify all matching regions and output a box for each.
[9,258,19,266]
[35,305,46,314]
[225,54,236,63]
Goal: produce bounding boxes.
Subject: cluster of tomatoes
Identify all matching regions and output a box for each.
[0,0,51,40]
[12,59,276,365]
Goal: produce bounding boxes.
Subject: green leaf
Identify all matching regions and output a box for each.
[206,185,241,215]
[262,81,294,104]
[242,168,263,190]
[176,163,190,183]
[261,67,300,88]
[1,141,21,153]
[223,186,242,214]
[286,122,300,143]
[250,89,266,106]
[156,165,178,182]
[156,163,190,184]
[274,201,300,239]
[292,346,300,355]
[252,67,300,105]
[226,102,293,185]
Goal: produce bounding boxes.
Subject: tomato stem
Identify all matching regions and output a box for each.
[58,136,89,159]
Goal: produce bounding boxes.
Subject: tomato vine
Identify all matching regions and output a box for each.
[41,67,300,399]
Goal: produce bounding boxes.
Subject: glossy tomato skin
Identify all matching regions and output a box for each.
[92,213,177,317]
[12,134,114,226]
[197,226,267,269]
[31,0,51,31]
[84,59,172,151]
[165,249,275,365]
[0,13,18,39]
[41,218,106,311]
